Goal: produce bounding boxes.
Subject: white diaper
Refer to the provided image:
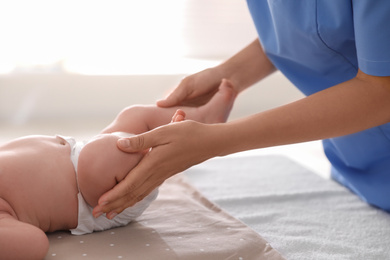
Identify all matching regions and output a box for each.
[57,135,158,236]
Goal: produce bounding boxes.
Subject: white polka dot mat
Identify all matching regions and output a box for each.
[46,175,284,260]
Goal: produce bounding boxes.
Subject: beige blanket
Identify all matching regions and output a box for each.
[46,175,284,260]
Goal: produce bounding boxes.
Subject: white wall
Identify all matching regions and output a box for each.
[0,1,304,139]
[0,72,303,138]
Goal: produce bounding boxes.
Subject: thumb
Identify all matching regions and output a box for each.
[156,92,182,107]
[157,84,189,108]
[117,131,158,153]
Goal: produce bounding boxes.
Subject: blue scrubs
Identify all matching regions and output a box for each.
[246,0,390,211]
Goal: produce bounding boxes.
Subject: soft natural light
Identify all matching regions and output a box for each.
[0,0,193,74]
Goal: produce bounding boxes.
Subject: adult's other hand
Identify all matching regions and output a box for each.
[92,119,223,219]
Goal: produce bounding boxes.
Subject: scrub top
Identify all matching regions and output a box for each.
[246,0,390,212]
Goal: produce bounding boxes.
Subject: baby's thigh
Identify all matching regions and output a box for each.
[77,134,142,207]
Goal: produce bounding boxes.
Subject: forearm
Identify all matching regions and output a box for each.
[215,71,390,156]
[217,39,276,93]
[94,69,390,218]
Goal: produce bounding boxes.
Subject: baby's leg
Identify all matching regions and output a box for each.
[184,79,237,124]
[101,105,153,134]
[77,134,144,207]
[78,110,186,208]
[101,79,236,134]
[171,109,186,123]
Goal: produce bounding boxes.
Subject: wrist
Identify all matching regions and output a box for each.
[206,122,248,157]
[216,61,244,93]
[218,39,277,93]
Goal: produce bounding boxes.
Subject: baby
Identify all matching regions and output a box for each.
[0,80,236,260]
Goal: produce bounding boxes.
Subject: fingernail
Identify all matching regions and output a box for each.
[108,212,118,220]
[94,211,103,218]
[99,200,108,206]
[118,139,130,148]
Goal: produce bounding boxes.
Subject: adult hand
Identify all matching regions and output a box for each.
[92,120,223,219]
[157,67,225,107]
[157,39,277,108]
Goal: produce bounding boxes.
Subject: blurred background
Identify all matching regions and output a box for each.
[0,0,303,139]
[0,0,329,175]
[0,0,329,176]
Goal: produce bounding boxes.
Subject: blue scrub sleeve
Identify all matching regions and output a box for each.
[353,0,390,76]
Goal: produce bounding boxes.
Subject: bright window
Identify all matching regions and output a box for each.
[0,0,187,74]
[0,0,255,75]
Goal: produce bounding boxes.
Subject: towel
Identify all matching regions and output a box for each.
[185,154,390,260]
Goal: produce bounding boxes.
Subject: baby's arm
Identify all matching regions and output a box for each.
[0,213,49,260]
[77,134,143,207]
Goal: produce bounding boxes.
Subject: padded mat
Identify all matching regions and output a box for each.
[185,154,390,260]
[46,175,284,260]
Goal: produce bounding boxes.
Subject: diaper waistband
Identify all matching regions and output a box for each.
[56,135,86,191]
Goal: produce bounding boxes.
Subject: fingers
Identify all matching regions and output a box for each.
[118,109,187,153]
[117,129,160,153]
[156,96,179,108]
[157,82,189,108]
[93,150,164,219]
[157,67,225,108]
[105,183,160,219]
[96,120,207,220]
[93,162,149,217]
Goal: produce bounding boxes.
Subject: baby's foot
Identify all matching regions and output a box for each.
[171,109,186,123]
[196,79,237,123]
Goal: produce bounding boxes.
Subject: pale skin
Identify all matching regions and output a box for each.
[0,81,236,260]
[93,38,390,220]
